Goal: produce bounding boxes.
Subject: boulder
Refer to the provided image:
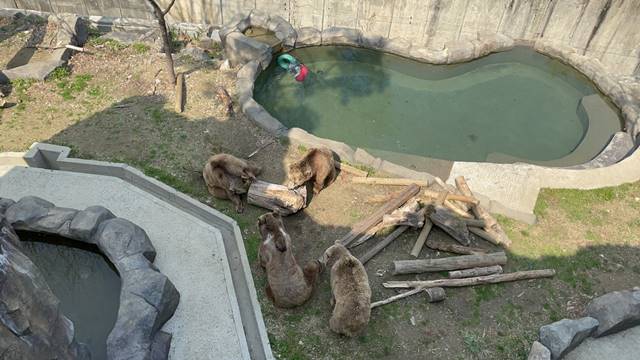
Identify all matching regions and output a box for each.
[0,215,89,360]
[587,289,640,337]
[321,27,362,46]
[5,196,78,237]
[68,205,115,242]
[1,58,65,83]
[577,132,634,168]
[539,317,599,359]
[296,27,321,47]
[528,341,551,360]
[222,31,272,69]
[179,46,212,63]
[0,197,15,215]
[446,40,476,63]
[93,218,157,265]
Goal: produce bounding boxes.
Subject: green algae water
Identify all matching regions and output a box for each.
[254,46,622,166]
[18,231,121,360]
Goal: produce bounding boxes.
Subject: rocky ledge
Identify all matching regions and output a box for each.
[0,196,180,360]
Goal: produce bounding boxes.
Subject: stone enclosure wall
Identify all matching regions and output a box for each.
[2,0,639,78]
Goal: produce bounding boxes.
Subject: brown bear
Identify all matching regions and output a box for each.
[322,243,371,337]
[286,147,336,194]
[203,153,262,213]
[258,212,323,308]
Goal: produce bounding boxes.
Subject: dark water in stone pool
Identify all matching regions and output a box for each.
[254,46,622,165]
[17,231,121,360]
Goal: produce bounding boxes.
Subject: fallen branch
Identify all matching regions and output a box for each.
[371,287,446,309]
[443,200,473,218]
[246,139,276,159]
[337,163,368,177]
[65,44,85,52]
[382,198,425,228]
[448,265,503,278]
[410,192,446,257]
[392,252,507,275]
[352,177,430,187]
[175,72,185,113]
[455,176,511,247]
[469,227,499,244]
[337,184,420,247]
[426,237,488,255]
[215,86,234,117]
[383,269,556,289]
[359,226,409,264]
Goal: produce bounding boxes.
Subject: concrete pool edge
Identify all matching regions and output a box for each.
[225,11,640,224]
[0,143,274,360]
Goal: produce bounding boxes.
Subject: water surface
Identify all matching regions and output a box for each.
[255,46,622,166]
[18,231,121,360]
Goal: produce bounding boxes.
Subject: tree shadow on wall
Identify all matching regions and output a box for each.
[35,94,640,359]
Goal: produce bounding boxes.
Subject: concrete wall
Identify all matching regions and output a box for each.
[3,0,639,77]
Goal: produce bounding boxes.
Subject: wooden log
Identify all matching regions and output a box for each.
[175,72,185,113]
[247,180,307,216]
[349,222,384,248]
[454,176,512,247]
[337,184,420,247]
[432,177,471,212]
[370,286,424,309]
[382,198,425,228]
[429,206,473,246]
[383,269,556,289]
[409,192,445,257]
[359,226,409,264]
[336,162,368,177]
[443,200,473,218]
[448,265,503,278]
[469,227,500,245]
[426,237,488,255]
[215,86,233,117]
[392,252,507,275]
[463,218,487,228]
[424,287,446,302]
[352,177,430,187]
[423,189,479,205]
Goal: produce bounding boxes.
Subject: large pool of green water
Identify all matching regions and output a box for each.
[254,46,622,166]
[18,232,121,360]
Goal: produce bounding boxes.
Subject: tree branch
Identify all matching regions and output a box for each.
[163,0,176,15]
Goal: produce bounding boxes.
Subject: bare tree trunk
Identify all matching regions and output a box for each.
[146,0,177,85]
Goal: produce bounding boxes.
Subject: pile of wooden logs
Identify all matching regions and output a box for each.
[338,174,555,308]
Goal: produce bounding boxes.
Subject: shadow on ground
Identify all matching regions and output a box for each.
[30,95,640,359]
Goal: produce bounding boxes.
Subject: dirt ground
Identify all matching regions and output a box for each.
[1,24,639,360]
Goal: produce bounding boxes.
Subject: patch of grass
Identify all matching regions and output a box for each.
[297,144,307,152]
[540,185,630,222]
[11,78,34,111]
[147,106,165,125]
[56,74,93,100]
[48,66,70,81]
[87,86,103,98]
[473,284,502,304]
[245,233,261,263]
[269,332,308,360]
[89,37,128,51]
[132,42,150,54]
[462,330,485,355]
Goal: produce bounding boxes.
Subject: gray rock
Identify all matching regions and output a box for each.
[222,31,272,69]
[242,98,287,135]
[539,317,599,359]
[296,27,321,46]
[122,268,180,324]
[107,295,159,359]
[249,9,270,28]
[321,27,362,46]
[51,13,87,46]
[100,31,142,45]
[69,205,115,242]
[587,289,640,337]
[0,197,15,215]
[381,38,411,55]
[179,46,211,62]
[446,40,476,63]
[93,217,156,264]
[5,196,79,237]
[577,132,634,168]
[1,58,65,83]
[528,341,551,360]
[151,331,173,360]
[0,215,88,359]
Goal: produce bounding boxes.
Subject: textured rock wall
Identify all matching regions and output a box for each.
[4,0,639,77]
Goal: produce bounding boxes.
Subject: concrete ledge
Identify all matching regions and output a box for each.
[13,143,274,360]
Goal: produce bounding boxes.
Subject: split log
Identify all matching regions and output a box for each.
[382,198,426,228]
[443,200,473,218]
[429,206,472,246]
[455,176,511,247]
[371,286,447,309]
[469,227,500,244]
[175,72,185,113]
[359,226,409,264]
[349,222,385,248]
[247,180,307,216]
[424,287,446,302]
[352,177,430,187]
[337,184,420,247]
[463,218,487,228]
[448,265,503,278]
[215,86,233,117]
[426,237,488,255]
[409,192,446,257]
[432,177,472,212]
[336,163,368,177]
[392,252,507,275]
[383,269,556,289]
[423,189,479,205]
